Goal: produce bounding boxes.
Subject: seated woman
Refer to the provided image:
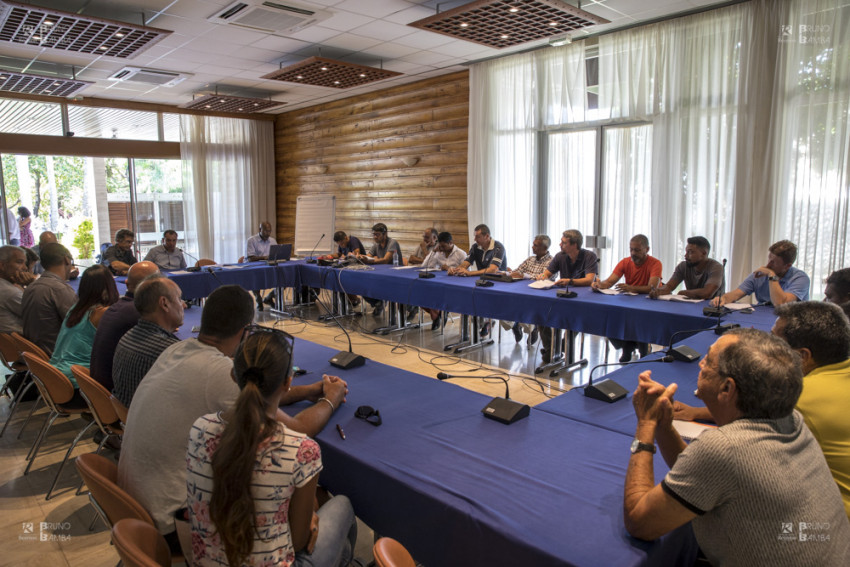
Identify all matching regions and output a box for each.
[49,264,119,406]
[186,328,356,567]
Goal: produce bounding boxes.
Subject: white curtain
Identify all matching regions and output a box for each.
[180,116,275,263]
[772,0,850,294]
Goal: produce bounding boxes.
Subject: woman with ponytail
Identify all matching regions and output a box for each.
[186,326,356,566]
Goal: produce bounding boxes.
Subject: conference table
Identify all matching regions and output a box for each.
[165,261,737,346]
[286,339,699,567]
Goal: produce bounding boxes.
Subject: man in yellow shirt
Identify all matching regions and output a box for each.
[772,301,850,519]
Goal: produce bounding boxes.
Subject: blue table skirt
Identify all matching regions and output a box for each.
[288,339,698,567]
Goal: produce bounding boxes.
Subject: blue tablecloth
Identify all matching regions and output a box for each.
[288,339,698,567]
[535,307,776,437]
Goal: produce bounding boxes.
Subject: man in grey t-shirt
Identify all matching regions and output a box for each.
[649,236,723,300]
[357,222,402,316]
[623,328,850,566]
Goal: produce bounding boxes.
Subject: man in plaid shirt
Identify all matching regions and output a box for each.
[500,235,555,343]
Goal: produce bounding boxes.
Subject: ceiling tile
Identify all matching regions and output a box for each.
[334,0,414,19]
[322,33,383,52]
[364,42,420,59]
[317,10,375,32]
[288,25,344,43]
[384,5,436,25]
[394,30,455,50]
[250,36,312,53]
[350,20,416,42]
[400,50,457,66]
[429,40,491,57]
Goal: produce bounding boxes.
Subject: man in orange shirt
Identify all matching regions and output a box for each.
[592,234,662,361]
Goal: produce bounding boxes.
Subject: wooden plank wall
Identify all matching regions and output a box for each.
[274,70,470,256]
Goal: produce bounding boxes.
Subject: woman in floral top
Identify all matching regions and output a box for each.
[186,328,356,566]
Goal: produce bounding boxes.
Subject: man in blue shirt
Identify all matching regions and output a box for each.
[712,240,809,307]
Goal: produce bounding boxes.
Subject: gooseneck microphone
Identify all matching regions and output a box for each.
[306,234,325,264]
[419,250,436,279]
[436,372,530,424]
[178,247,201,269]
[584,356,674,403]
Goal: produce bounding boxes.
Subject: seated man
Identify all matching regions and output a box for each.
[245,221,278,309]
[329,230,365,259]
[21,243,76,353]
[825,268,850,304]
[356,223,402,317]
[112,276,184,407]
[143,229,187,272]
[89,261,160,390]
[501,234,554,344]
[2,200,19,245]
[625,329,850,564]
[118,285,348,552]
[408,227,438,265]
[535,230,599,362]
[0,246,27,334]
[420,231,467,330]
[591,234,662,361]
[676,300,850,519]
[448,224,507,337]
[102,228,137,276]
[649,236,724,300]
[711,239,809,307]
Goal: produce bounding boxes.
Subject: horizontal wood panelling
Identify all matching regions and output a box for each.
[275,71,471,255]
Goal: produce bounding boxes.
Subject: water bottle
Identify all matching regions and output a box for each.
[392,250,399,266]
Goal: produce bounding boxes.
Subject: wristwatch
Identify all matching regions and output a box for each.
[630,439,656,455]
[768,275,780,282]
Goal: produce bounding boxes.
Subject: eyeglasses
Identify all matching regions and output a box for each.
[242,324,295,363]
[355,405,382,426]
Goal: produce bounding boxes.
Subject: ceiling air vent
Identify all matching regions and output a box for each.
[208,1,331,35]
[109,66,191,87]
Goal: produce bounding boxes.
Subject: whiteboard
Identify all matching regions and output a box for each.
[295,195,335,257]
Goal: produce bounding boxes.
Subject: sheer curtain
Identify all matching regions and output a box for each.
[772,0,850,296]
[180,116,275,264]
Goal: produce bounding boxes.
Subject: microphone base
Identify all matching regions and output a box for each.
[671,344,701,362]
[584,379,629,403]
[418,271,436,278]
[306,259,318,264]
[329,351,366,370]
[481,397,530,424]
[556,289,577,298]
[186,266,201,272]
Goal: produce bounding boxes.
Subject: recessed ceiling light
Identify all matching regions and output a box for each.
[205,105,211,108]
[320,66,328,71]
[460,22,468,28]
[238,107,243,111]
[333,80,340,84]
[296,75,303,79]
[509,7,519,12]
[32,35,41,40]
[500,34,509,39]
[98,46,108,50]
[115,33,124,38]
[359,73,366,77]
[219,99,225,103]
[549,21,558,26]
[44,20,53,26]
[253,102,259,106]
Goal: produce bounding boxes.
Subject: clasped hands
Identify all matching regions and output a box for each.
[632,371,678,429]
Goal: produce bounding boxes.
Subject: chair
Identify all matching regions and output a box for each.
[112,518,172,567]
[72,365,123,450]
[0,333,48,439]
[0,332,26,397]
[195,258,216,268]
[110,395,129,427]
[22,352,96,500]
[373,537,416,567]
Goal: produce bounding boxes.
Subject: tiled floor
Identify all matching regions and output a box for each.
[0,296,622,566]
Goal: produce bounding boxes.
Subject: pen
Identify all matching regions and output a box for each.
[336,424,345,440]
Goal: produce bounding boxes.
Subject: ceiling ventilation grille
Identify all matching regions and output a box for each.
[0,68,91,97]
[181,94,285,113]
[109,66,191,87]
[0,0,172,59]
[208,1,331,34]
[262,57,402,89]
[408,0,609,49]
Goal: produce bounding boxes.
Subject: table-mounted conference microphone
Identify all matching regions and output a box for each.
[436,372,529,424]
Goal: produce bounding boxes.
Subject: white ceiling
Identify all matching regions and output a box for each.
[0,0,732,114]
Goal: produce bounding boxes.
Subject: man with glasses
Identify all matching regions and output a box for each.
[144,229,187,272]
[408,227,438,266]
[624,329,850,564]
[21,242,77,353]
[102,228,137,276]
[120,284,348,553]
[420,231,467,330]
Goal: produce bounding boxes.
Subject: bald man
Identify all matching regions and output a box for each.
[89,261,160,390]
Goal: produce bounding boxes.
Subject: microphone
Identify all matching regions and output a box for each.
[584,356,674,403]
[324,288,366,370]
[419,250,435,279]
[305,234,325,264]
[205,266,224,286]
[436,372,529,424]
[178,247,201,272]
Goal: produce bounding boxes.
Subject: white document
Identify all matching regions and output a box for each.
[651,294,703,303]
[673,420,716,441]
[593,288,621,295]
[391,265,417,270]
[724,302,755,310]
[528,279,555,289]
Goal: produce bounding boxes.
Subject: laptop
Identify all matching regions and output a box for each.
[267,244,292,262]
